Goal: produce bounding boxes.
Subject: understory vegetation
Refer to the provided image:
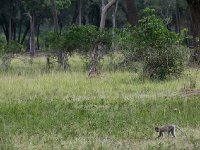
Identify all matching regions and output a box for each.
[0,9,189,80]
[0,56,200,149]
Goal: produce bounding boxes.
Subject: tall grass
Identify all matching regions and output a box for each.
[0,55,200,149]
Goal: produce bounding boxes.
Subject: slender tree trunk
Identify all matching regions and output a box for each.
[18,18,22,43]
[72,1,79,24]
[188,15,192,47]
[88,44,99,78]
[100,0,117,29]
[20,25,29,44]
[112,0,118,35]
[13,22,16,41]
[59,18,63,35]
[25,13,35,57]
[30,15,35,56]
[51,0,59,35]
[83,0,89,25]
[124,0,138,26]
[8,16,12,46]
[51,0,68,69]
[78,0,82,26]
[88,0,117,77]
[187,0,200,63]
[36,24,40,50]
[175,0,181,33]
[101,0,105,13]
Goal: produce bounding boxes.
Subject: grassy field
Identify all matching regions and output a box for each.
[0,56,200,149]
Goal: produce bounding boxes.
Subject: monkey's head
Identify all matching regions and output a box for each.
[155,127,159,132]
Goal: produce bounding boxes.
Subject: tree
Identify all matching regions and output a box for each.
[0,0,21,45]
[24,12,35,57]
[78,0,82,25]
[186,0,200,63]
[22,0,45,56]
[51,0,59,34]
[100,0,117,29]
[127,8,187,80]
[175,0,181,33]
[124,0,138,26]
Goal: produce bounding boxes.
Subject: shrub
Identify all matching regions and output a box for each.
[62,25,111,54]
[62,25,112,71]
[0,36,24,71]
[42,25,112,72]
[135,8,188,80]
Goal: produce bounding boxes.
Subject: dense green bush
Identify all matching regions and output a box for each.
[42,25,112,54]
[0,35,23,56]
[0,35,24,71]
[136,8,188,80]
[42,25,112,71]
[119,8,188,80]
[62,25,112,54]
[136,9,187,80]
[0,34,6,53]
[61,25,112,71]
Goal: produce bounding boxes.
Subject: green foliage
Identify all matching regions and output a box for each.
[0,37,23,56]
[62,25,112,53]
[0,34,6,55]
[119,8,188,80]
[6,41,24,54]
[42,31,62,51]
[136,8,188,80]
[55,0,71,11]
[62,25,99,52]
[0,39,23,71]
[42,25,112,55]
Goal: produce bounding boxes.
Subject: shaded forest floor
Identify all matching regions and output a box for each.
[0,55,200,149]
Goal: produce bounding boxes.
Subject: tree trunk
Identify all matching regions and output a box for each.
[186,0,200,63]
[20,25,29,44]
[72,1,79,24]
[51,0,68,69]
[25,13,35,57]
[175,0,181,33]
[112,0,118,29]
[78,0,82,26]
[13,22,16,41]
[100,0,117,29]
[57,51,68,70]
[36,24,40,50]
[8,16,12,46]
[112,0,118,37]
[51,0,59,35]
[124,0,138,26]
[18,18,22,43]
[88,0,117,77]
[88,44,99,78]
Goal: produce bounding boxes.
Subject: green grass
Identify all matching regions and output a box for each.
[0,55,200,149]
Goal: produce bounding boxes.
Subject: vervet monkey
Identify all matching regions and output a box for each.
[155,125,186,139]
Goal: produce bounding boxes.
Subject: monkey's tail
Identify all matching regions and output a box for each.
[176,126,189,141]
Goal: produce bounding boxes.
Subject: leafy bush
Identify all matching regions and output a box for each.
[42,25,112,71]
[42,25,112,54]
[0,38,23,56]
[117,8,188,79]
[62,25,112,54]
[134,8,188,80]
[41,31,61,51]
[0,36,24,71]
[0,35,7,55]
